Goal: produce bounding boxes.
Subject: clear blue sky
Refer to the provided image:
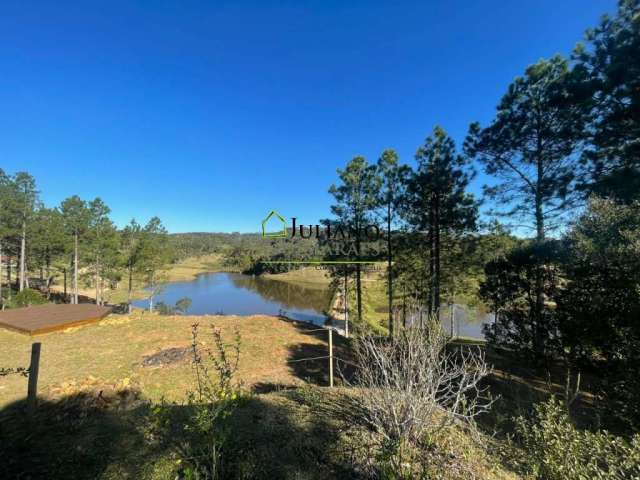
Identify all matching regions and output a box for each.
[1,0,615,233]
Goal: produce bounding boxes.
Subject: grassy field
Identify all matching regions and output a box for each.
[0,312,348,408]
[0,312,521,479]
[49,254,228,305]
[263,266,332,287]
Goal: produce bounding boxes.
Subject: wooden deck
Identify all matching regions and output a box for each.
[0,304,112,335]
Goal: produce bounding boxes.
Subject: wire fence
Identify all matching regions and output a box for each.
[237,327,356,387]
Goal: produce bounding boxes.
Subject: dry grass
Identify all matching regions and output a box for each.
[48,254,226,304]
[0,312,344,408]
[263,266,332,287]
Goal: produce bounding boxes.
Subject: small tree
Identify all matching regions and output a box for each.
[138,217,171,312]
[175,297,192,315]
[121,219,143,313]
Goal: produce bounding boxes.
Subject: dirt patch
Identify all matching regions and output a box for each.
[141,347,191,367]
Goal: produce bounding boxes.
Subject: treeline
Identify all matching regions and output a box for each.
[324,0,639,429]
[0,172,171,310]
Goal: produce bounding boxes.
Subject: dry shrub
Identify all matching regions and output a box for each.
[323,317,494,478]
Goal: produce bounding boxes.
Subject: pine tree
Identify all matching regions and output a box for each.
[60,196,90,304]
[465,56,588,354]
[87,198,119,305]
[375,149,410,336]
[405,126,477,315]
[328,156,381,327]
[12,173,38,292]
[573,0,640,202]
[121,219,143,313]
[138,217,171,312]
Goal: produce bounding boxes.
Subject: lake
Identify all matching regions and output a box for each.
[132,272,332,325]
[133,272,493,339]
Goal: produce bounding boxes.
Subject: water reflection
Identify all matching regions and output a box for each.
[133,272,332,325]
[133,273,491,339]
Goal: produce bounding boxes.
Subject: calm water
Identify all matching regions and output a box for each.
[133,272,332,325]
[133,272,492,339]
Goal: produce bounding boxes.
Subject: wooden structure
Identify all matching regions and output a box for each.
[0,304,112,335]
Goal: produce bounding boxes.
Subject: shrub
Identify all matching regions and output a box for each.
[514,396,640,479]
[326,318,493,478]
[145,324,244,479]
[9,288,47,308]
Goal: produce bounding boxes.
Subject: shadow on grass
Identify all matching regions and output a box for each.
[0,389,167,480]
[476,346,609,440]
[0,386,361,479]
[224,392,361,479]
[283,322,355,387]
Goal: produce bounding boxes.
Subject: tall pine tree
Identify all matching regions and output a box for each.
[405,126,477,315]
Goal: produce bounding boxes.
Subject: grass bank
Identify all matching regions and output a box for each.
[49,254,228,305]
[0,312,347,408]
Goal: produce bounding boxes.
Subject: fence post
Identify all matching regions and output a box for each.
[328,329,334,388]
[27,342,41,415]
[344,271,349,339]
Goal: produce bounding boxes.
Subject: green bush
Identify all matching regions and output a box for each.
[514,397,640,479]
[9,288,47,308]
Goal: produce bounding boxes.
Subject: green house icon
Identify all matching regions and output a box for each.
[262,210,287,238]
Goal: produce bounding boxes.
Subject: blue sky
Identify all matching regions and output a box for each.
[1,1,615,233]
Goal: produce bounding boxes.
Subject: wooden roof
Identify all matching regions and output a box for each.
[0,304,112,335]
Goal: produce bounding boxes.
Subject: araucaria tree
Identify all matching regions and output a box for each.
[328,156,380,326]
[466,56,587,355]
[405,126,477,315]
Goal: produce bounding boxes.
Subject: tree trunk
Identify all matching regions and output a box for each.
[19,220,26,291]
[355,222,363,325]
[434,193,441,314]
[534,160,546,356]
[0,242,3,307]
[427,196,435,314]
[73,232,79,304]
[356,264,362,324]
[128,264,133,314]
[450,303,455,337]
[387,201,393,337]
[45,252,51,299]
[148,272,155,312]
[8,259,12,299]
[63,267,67,301]
[344,269,349,338]
[95,254,100,306]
